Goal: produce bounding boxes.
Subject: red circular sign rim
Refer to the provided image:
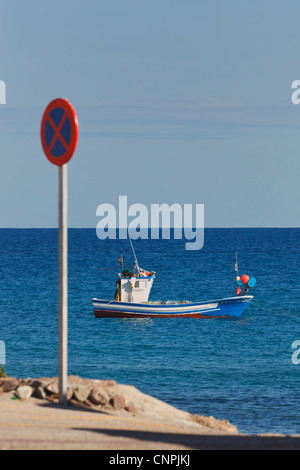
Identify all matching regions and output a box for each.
[41,98,78,166]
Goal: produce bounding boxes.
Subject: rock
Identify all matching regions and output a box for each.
[31,378,53,389]
[110,394,125,410]
[73,385,90,403]
[34,386,46,399]
[68,375,84,384]
[15,386,33,400]
[0,378,20,393]
[45,382,59,396]
[125,405,137,413]
[67,386,74,401]
[84,398,94,408]
[191,414,238,434]
[89,386,109,406]
[102,379,116,388]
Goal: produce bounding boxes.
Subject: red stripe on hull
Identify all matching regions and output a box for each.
[93,309,225,319]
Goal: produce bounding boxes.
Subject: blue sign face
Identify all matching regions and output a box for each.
[44,107,72,158]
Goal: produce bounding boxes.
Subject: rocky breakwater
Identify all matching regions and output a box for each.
[0,375,238,434]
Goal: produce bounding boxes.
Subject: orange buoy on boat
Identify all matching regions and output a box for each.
[241,274,250,284]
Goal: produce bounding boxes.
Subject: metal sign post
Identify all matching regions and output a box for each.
[41,98,78,405]
[58,164,68,404]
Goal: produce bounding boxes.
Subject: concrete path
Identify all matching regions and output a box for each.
[1,393,300,450]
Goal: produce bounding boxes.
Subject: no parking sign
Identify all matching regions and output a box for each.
[41,98,78,166]
[41,98,78,405]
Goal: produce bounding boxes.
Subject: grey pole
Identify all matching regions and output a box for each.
[58,164,68,405]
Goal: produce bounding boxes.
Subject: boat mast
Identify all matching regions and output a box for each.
[129,236,140,273]
[235,252,239,277]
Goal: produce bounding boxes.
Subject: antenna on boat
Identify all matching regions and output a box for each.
[128,235,140,271]
[235,252,239,277]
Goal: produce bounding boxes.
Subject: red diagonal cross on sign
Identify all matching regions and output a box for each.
[47,112,68,152]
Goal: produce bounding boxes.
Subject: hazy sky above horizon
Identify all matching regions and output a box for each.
[0,0,300,227]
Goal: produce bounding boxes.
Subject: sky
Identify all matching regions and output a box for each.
[0,0,299,227]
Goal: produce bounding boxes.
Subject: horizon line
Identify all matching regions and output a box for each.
[0,227,299,230]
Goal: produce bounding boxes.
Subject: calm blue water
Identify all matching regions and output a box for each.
[1,228,300,435]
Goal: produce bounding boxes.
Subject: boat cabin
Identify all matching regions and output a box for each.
[114,272,155,303]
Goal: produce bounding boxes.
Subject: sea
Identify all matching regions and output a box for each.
[0,228,299,435]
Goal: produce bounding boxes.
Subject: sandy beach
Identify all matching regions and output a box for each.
[1,376,300,450]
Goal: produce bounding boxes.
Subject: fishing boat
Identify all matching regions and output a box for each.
[92,241,256,319]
